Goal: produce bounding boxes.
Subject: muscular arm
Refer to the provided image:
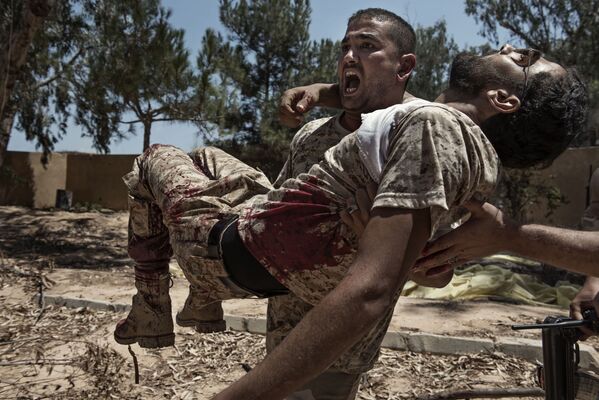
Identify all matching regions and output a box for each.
[214,207,430,399]
[508,224,599,275]
[416,200,599,277]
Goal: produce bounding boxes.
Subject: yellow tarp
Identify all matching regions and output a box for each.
[402,256,580,308]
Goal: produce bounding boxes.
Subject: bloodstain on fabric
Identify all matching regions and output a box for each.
[241,179,352,280]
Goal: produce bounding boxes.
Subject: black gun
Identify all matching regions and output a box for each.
[512,309,599,400]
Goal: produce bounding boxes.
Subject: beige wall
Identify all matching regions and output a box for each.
[1,148,599,220]
[66,154,137,210]
[1,151,136,210]
[0,151,67,208]
[0,152,35,207]
[31,152,67,208]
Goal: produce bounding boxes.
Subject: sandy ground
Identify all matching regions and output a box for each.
[0,205,589,399]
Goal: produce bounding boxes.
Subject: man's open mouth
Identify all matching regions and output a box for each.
[343,71,361,95]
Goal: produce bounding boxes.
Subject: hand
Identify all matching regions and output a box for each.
[340,183,377,237]
[279,84,322,128]
[414,200,515,271]
[409,263,454,288]
[569,276,599,339]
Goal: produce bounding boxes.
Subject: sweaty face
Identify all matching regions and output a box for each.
[338,19,403,113]
[449,44,565,98]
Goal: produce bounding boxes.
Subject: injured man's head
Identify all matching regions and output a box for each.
[447,44,588,169]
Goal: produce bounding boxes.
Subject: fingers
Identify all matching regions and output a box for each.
[340,210,353,230]
[340,209,365,237]
[570,300,594,339]
[295,92,315,114]
[424,263,454,277]
[355,188,372,228]
[279,106,303,128]
[420,231,457,258]
[414,247,461,272]
[279,90,307,128]
[366,183,377,202]
[570,300,584,321]
[463,198,485,212]
[350,209,365,236]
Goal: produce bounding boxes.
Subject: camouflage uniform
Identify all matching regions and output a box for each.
[124,104,499,398]
[268,114,363,398]
[125,145,273,306]
[240,103,499,376]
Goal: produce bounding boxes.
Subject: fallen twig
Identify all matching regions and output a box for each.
[416,387,544,399]
[34,277,45,324]
[0,359,74,366]
[128,345,140,384]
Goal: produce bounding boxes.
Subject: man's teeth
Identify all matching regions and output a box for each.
[344,72,360,94]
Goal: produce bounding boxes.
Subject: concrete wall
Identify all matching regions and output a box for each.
[1,148,598,220]
[66,154,137,210]
[1,151,136,210]
[0,151,67,208]
[31,152,68,208]
[1,152,34,207]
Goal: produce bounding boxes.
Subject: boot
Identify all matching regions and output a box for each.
[176,285,226,333]
[114,271,175,348]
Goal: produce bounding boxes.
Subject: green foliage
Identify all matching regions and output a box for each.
[409,20,459,101]
[196,0,338,179]
[465,0,599,145]
[75,0,195,152]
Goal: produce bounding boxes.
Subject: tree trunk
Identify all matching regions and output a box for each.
[0,0,53,168]
[143,120,152,151]
[0,104,16,169]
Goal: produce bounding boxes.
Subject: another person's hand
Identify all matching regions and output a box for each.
[414,200,515,271]
[279,85,319,128]
[569,276,599,339]
[279,83,340,128]
[340,183,377,237]
[409,263,455,288]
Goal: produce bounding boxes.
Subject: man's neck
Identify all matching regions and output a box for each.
[339,111,362,131]
[435,89,490,126]
[339,92,409,132]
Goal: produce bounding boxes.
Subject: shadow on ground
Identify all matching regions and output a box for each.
[0,206,129,269]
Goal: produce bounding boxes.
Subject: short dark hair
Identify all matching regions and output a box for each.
[481,67,588,169]
[348,8,416,55]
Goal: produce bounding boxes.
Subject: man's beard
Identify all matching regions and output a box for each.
[448,52,509,96]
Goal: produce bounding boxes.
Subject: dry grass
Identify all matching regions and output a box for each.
[0,277,540,400]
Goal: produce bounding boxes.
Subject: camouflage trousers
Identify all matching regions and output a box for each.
[125,144,379,398]
[124,144,273,304]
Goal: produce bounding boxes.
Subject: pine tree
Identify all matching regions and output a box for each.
[409,20,459,101]
[196,0,338,179]
[75,0,195,152]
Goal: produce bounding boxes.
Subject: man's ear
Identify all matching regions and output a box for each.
[396,53,416,82]
[486,89,521,114]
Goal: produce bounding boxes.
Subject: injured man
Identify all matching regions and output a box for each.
[114,47,587,399]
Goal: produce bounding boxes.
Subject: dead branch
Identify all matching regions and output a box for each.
[416,387,545,399]
[128,345,140,384]
[0,358,75,366]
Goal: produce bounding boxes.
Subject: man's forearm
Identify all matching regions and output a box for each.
[214,208,430,400]
[214,275,394,399]
[315,83,342,109]
[509,224,599,276]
